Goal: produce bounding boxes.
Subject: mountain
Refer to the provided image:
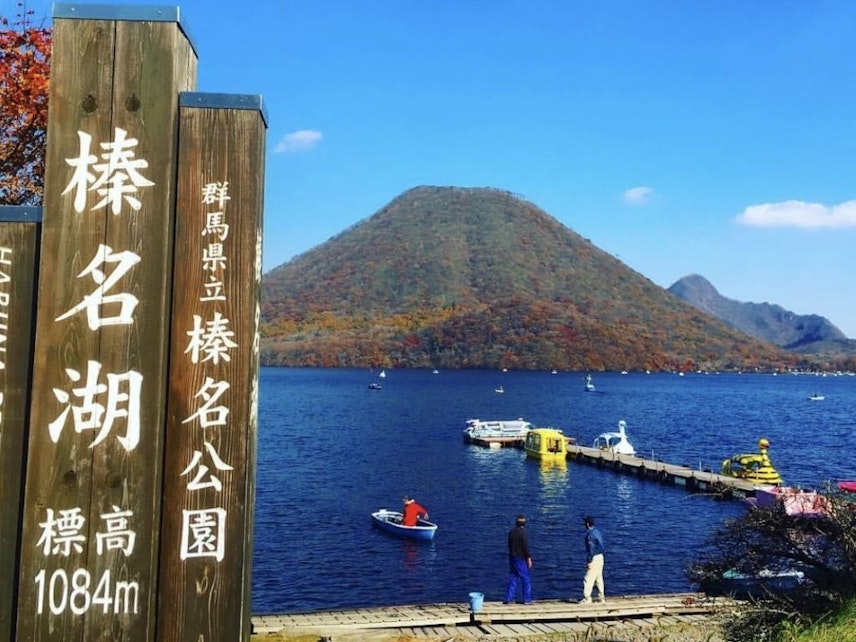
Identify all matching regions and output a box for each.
[260,186,804,371]
[668,274,856,355]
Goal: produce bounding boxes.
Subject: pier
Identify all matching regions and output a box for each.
[567,444,758,497]
[251,592,736,639]
[466,438,759,499]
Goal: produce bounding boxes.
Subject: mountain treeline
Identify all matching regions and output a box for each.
[261,186,847,372]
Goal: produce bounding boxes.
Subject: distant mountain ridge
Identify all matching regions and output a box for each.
[668,274,856,355]
[261,186,810,371]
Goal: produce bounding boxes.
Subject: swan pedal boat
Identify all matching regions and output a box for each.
[371,509,438,541]
[593,419,636,456]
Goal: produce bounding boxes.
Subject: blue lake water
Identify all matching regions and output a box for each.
[251,368,856,614]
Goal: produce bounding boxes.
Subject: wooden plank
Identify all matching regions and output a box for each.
[15,8,196,641]
[0,215,39,642]
[548,621,591,632]
[157,95,265,642]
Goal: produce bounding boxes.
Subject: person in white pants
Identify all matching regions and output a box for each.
[580,516,605,603]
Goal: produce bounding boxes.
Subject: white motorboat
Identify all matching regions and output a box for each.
[463,418,532,442]
[592,419,636,455]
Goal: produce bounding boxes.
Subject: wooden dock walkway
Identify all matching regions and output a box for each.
[252,592,736,639]
[566,445,758,498]
[465,437,759,500]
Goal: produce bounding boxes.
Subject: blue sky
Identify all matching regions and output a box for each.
[17,1,856,337]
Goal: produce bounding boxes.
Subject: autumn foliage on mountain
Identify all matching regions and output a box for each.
[261,186,805,372]
[0,5,50,205]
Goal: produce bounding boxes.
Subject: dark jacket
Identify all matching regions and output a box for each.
[508,524,531,560]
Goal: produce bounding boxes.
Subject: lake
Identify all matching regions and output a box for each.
[251,367,856,614]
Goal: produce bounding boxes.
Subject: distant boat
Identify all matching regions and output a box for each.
[379,370,386,378]
[808,393,825,401]
[368,382,382,390]
[495,386,504,394]
[583,374,595,392]
[551,369,558,375]
[432,369,439,374]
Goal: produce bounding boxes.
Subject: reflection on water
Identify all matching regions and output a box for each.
[537,460,569,500]
[615,476,634,502]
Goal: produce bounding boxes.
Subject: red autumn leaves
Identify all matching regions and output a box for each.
[1,5,51,205]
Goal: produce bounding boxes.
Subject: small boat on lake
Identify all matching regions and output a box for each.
[524,427,568,461]
[463,418,532,443]
[706,568,805,599]
[837,481,856,493]
[494,385,504,394]
[808,393,825,401]
[371,509,437,541]
[721,438,782,486]
[592,419,636,455]
[583,374,595,392]
[368,382,382,390]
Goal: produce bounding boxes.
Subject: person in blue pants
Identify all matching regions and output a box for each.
[504,514,533,604]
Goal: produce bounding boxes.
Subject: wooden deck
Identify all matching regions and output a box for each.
[567,445,759,497]
[252,592,736,638]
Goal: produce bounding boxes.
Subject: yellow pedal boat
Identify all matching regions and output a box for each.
[721,438,782,486]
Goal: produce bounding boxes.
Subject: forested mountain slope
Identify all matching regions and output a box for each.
[261,186,800,371]
[669,274,856,357]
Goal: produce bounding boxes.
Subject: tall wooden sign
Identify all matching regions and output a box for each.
[15,6,197,640]
[157,93,266,641]
[0,206,40,642]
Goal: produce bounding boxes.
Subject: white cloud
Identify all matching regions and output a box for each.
[274,129,323,153]
[623,186,653,205]
[735,199,856,228]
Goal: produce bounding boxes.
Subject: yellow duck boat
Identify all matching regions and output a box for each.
[721,438,782,486]
[524,428,568,461]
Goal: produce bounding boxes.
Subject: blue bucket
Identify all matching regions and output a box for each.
[468,591,484,612]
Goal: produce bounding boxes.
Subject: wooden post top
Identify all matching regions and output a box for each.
[53,3,199,56]
[179,92,270,129]
[0,207,42,223]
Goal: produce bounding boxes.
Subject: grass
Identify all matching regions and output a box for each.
[785,600,856,642]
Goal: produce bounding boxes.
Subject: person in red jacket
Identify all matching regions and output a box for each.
[401,495,429,526]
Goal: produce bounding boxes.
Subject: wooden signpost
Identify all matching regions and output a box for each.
[0,206,40,642]
[157,93,266,640]
[9,5,265,641]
